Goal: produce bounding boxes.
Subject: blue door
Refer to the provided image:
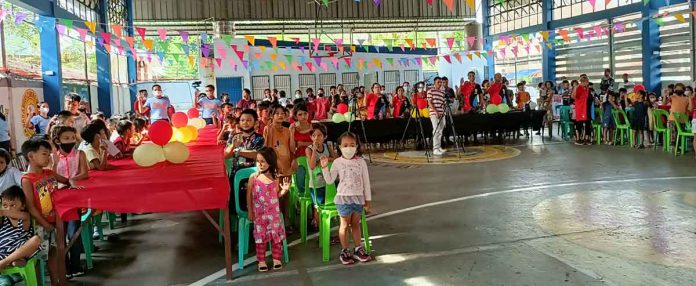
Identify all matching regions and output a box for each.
[216,77,243,104]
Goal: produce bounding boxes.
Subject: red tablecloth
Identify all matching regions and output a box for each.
[53,126,229,221]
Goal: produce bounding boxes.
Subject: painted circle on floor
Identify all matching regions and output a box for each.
[532,189,696,269]
[377,145,521,164]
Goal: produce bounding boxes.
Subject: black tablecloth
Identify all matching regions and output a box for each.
[324,110,546,143]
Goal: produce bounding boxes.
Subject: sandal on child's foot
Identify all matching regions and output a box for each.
[272,259,283,270]
[258,262,269,272]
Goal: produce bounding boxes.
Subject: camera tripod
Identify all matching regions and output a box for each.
[347,96,373,163]
[438,95,464,158]
[394,102,431,162]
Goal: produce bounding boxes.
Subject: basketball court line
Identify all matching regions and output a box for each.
[189,175,696,286]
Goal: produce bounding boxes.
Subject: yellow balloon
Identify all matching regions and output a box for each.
[169,127,178,142]
[189,118,207,129]
[175,127,192,143]
[420,108,430,117]
[163,141,189,164]
[186,125,199,141]
[133,143,164,167]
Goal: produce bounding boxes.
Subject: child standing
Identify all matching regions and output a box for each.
[321,132,372,265]
[0,149,21,192]
[21,138,75,286]
[631,91,648,148]
[247,147,290,272]
[263,105,294,230]
[305,123,337,228]
[290,103,313,196]
[0,186,41,270]
[602,92,619,145]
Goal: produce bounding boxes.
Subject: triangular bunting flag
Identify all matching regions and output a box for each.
[446,37,455,50]
[215,58,223,68]
[235,50,245,61]
[405,39,415,50]
[279,61,287,70]
[400,43,405,52]
[268,36,278,48]
[222,34,232,46]
[180,31,189,43]
[157,28,167,41]
[467,53,473,61]
[85,21,97,33]
[292,37,300,44]
[384,39,394,52]
[467,36,476,47]
[125,36,135,48]
[588,0,597,8]
[428,56,436,65]
[285,55,293,63]
[321,62,328,72]
[426,38,437,47]
[443,0,454,11]
[306,62,314,72]
[465,0,475,10]
[111,24,123,38]
[270,53,277,61]
[76,28,88,41]
[540,31,549,41]
[443,55,452,64]
[245,35,255,46]
[344,57,352,68]
[314,57,322,66]
[574,27,585,40]
[372,58,382,68]
[454,53,462,63]
[312,38,321,51]
[56,24,66,36]
[386,58,394,66]
[62,19,73,30]
[253,52,262,59]
[136,27,146,41]
[14,12,28,25]
[182,45,190,56]
[330,57,339,69]
[201,44,210,58]
[100,32,112,46]
[675,14,686,23]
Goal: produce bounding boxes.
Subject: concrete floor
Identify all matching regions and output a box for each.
[69,136,696,286]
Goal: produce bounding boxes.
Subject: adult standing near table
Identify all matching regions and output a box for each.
[488,73,504,105]
[391,86,411,119]
[365,83,381,120]
[198,85,222,126]
[617,73,635,91]
[143,84,173,123]
[459,71,483,113]
[66,93,90,135]
[133,89,149,119]
[668,83,690,143]
[428,77,446,156]
[237,88,257,110]
[573,75,592,145]
[26,102,50,138]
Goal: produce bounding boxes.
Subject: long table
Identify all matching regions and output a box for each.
[324,110,546,143]
[52,126,234,282]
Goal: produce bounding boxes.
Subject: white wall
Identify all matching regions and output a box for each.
[436,54,487,87]
[210,38,428,97]
[0,78,45,149]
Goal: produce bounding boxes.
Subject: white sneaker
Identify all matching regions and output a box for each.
[437,148,447,153]
[433,149,445,156]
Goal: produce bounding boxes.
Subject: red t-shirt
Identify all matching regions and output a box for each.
[460,82,476,111]
[113,136,130,154]
[392,95,405,118]
[22,170,59,223]
[314,97,330,120]
[489,82,503,105]
[413,92,428,110]
[692,96,696,119]
[293,129,312,157]
[574,86,589,121]
[366,93,379,120]
[133,99,150,118]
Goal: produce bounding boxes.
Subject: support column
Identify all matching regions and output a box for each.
[38,16,63,112]
[96,0,113,116]
[126,0,137,105]
[541,0,556,83]
[481,0,495,78]
[641,3,661,93]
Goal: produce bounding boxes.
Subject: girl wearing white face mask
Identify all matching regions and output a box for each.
[26,102,51,137]
[320,131,372,265]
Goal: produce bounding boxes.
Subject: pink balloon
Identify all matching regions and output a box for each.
[337,103,348,114]
[187,108,200,118]
[171,112,188,128]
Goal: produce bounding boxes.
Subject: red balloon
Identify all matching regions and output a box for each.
[490,94,503,105]
[337,103,348,114]
[149,120,173,146]
[187,108,200,118]
[172,112,189,128]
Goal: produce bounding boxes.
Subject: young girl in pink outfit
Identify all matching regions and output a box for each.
[247,147,290,272]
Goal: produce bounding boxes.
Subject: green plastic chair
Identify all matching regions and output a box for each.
[558,106,573,141]
[292,157,314,244]
[233,167,289,269]
[79,210,95,270]
[673,112,694,156]
[219,157,238,243]
[0,257,44,286]
[592,107,602,145]
[612,109,633,146]
[316,165,371,262]
[653,109,671,152]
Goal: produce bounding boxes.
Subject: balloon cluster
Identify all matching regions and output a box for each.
[332,112,355,123]
[485,104,510,114]
[133,108,205,167]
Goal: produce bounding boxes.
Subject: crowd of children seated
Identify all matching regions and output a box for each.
[0,92,146,285]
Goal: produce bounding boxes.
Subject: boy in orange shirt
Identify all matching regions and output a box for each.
[20,139,78,286]
[516,82,531,110]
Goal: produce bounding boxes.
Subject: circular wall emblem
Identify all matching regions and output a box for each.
[21,89,39,138]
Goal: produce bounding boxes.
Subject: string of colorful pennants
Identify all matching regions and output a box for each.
[1,3,693,69]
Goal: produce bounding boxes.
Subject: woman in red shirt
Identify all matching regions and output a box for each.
[365,83,381,120]
[412,82,428,112]
[573,75,591,145]
[391,86,410,118]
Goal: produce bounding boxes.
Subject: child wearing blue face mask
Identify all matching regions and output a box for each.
[320,132,372,265]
